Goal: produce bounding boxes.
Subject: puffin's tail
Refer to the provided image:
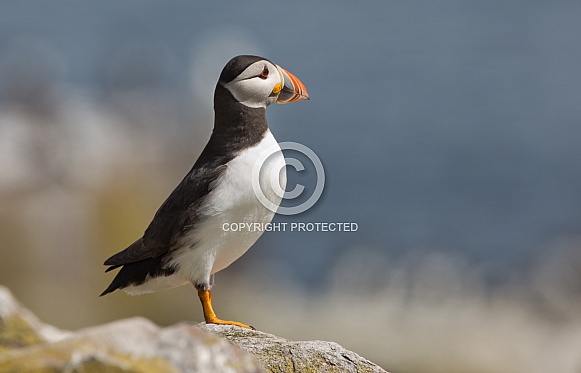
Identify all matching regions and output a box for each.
[100,257,175,296]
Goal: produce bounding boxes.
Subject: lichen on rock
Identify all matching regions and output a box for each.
[0,314,44,351]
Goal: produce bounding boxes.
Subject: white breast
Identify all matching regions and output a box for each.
[170,129,286,284]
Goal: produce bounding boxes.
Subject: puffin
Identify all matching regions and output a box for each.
[100,55,309,329]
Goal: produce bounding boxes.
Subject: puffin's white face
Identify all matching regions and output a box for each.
[223,60,283,109]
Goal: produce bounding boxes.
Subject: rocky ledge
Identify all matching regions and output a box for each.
[0,286,387,372]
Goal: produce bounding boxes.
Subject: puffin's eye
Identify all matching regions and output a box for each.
[259,66,269,79]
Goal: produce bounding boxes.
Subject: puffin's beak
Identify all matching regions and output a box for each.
[274,65,309,104]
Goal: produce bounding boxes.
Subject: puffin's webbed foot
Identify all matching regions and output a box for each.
[197,289,255,330]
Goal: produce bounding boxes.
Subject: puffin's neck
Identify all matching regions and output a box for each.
[209,84,269,155]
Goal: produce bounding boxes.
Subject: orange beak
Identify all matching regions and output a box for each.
[274,65,310,104]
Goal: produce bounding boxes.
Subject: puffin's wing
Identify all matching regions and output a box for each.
[103,163,227,268]
[103,238,150,269]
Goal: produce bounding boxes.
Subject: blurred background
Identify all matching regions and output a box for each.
[1,1,581,372]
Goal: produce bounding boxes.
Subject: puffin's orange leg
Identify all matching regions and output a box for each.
[197,289,254,330]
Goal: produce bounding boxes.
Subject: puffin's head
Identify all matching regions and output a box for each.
[218,55,309,109]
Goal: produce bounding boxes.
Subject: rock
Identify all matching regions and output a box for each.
[0,285,72,351]
[198,324,388,373]
[0,286,261,372]
[0,286,388,372]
